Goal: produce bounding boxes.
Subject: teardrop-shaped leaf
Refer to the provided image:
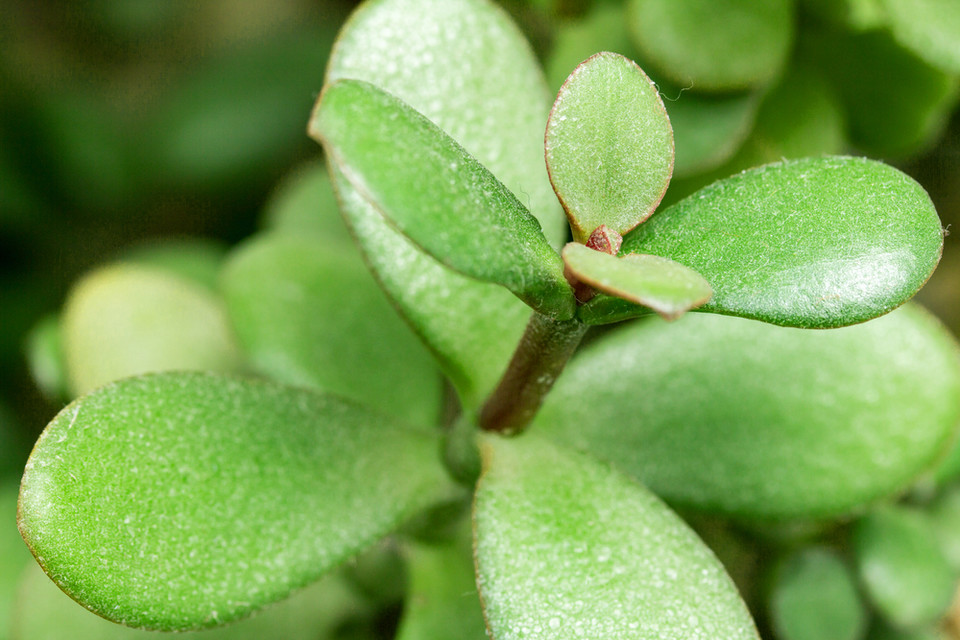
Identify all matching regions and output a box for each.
[17,372,459,631]
[12,560,373,640]
[535,305,960,520]
[474,433,760,639]
[395,535,488,640]
[626,0,793,92]
[617,156,944,328]
[322,0,566,406]
[563,243,712,321]
[545,52,674,242]
[769,548,868,640]
[62,265,243,397]
[881,0,960,74]
[221,233,442,427]
[853,506,957,630]
[311,79,573,320]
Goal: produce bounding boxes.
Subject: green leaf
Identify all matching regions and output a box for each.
[24,314,68,404]
[311,79,573,319]
[17,372,459,631]
[535,305,960,520]
[473,433,760,639]
[321,0,566,406]
[2,483,33,636]
[880,0,960,74]
[668,89,760,178]
[544,2,637,92]
[259,161,352,242]
[62,264,243,397]
[395,534,488,640]
[221,233,442,427]
[117,238,228,292]
[618,156,944,328]
[801,26,958,158]
[853,505,957,630]
[11,560,372,640]
[545,52,674,242]
[563,243,711,321]
[927,484,960,573]
[768,547,868,640]
[626,0,793,92]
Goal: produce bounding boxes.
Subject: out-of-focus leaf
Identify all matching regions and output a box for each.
[769,547,868,640]
[474,433,760,639]
[61,264,242,397]
[24,314,68,404]
[626,0,793,91]
[545,52,674,241]
[854,505,957,630]
[606,157,944,328]
[221,233,442,427]
[259,161,351,241]
[395,534,487,640]
[544,2,636,91]
[536,305,960,520]
[322,0,565,407]
[18,372,459,631]
[668,89,760,178]
[2,483,33,637]
[927,484,960,572]
[117,238,228,292]
[562,243,711,321]
[311,79,573,320]
[880,0,960,74]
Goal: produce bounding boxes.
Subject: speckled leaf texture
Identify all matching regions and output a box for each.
[321,0,565,408]
[473,434,760,640]
[17,372,458,631]
[310,79,573,319]
[535,305,960,520]
[221,233,442,428]
[594,156,944,328]
[545,52,674,242]
[562,244,711,320]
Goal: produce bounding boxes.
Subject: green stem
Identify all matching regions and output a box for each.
[479,311,587,435]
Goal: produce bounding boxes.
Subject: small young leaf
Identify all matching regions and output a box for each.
[545,52,674,242]
[626,0,793,91]
[854,505,957,630]
[562,243,711,320]
[535,305,960,520]
[474,433,760,640]
[620,156,944,328]
[769,548,868,640]
[221,233,442,427]
[311,79,574,320]
[62,265,243,397]
[18,372,459,631]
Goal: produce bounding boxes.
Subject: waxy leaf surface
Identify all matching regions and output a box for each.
[616,156,944,328]
[18,372,458,631]
[222,234,442,427]
[563,243,711,321]
[545,52,674,242]
[312,79,573,319]
[627,0,793,91]
[474,434,759,640]
[322,0,565,406]
[536,305,960,520]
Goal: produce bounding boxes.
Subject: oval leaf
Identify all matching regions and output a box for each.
[853,506,957,629]
[17,372,459,631]
[221,233,442,427]
[62,265,243,397]
[626,0,793,91]
[620,156,944,328]
[545,52,674,241]
[563,243,711,321]
[881,0,960,74]
[311,79,573,319]
[474,433,760,639]
[535,305,960,520]
[321,0,566,406]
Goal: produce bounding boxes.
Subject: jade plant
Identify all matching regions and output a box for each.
[13,0,960,638]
